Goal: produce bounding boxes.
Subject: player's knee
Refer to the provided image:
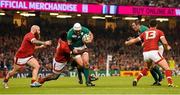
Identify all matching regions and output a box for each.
[84,63,89,68]
[76,61,83,67]
[83,60,89,68]
[83,60,89,66]
[83,52,89,56]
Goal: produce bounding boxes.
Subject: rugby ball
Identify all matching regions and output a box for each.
[82,34,91,43]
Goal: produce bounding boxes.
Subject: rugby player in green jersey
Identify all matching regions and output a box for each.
[131,20,163,86]
[67,23,95,86]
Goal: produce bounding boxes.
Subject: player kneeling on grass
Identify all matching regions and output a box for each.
[125,19,177,87]
[38,32,71,85]
[3,25,52,88]
[67,23,95,86]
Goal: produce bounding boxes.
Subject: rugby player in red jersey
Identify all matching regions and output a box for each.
[3,25,52,88]
[38,31,97,86]
[131,20,163,86]
[125,19,176,87]
[38,32,71,85]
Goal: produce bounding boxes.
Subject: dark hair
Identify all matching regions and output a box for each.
[149,19,157,27]
[134,19,141,25]
[60,32,67,41]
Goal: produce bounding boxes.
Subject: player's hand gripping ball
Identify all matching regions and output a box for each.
[82,34,91,43]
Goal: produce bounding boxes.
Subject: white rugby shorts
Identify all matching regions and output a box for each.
[52,58,66,74]
[15,56,34,66]
[143,50,164,64]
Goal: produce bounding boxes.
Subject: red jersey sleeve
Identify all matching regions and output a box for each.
[158,30,165,39]
[138,32,145,41]
[59,39,70,54]
[63,45,71,54]
[27,33,35,42]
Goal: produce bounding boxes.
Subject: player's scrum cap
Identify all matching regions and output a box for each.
[73,23,82,31]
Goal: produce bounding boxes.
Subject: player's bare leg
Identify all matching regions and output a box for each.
[3,64,21,88]
[82,52,95,86]
[38,66,65,85]
[27,58,41,87]
[157,59,177,87]
[38,73,60,85]
[74,55,84,67]
[74,56,89,84]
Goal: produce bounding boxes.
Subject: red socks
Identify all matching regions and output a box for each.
[136,68,148,81]
[31,79,36,84]
[165,70,173,84]
[3,73,13,83]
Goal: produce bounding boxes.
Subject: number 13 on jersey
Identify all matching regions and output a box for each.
[145,31,156,40]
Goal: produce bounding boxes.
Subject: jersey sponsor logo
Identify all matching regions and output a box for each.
[72,35,77,38]
[72,35,81,39]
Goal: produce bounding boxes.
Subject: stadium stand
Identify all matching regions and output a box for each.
[0,16,180,76]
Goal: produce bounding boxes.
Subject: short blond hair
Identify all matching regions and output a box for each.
[31,25,40,32]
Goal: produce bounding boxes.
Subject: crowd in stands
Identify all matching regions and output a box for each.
[0,17,180,76]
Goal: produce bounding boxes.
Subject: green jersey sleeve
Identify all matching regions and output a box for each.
[67,28,73,41]
[139,25,148,33]
[82,27,90,34]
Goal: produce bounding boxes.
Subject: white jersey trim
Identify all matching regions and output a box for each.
[160,36,165,39]
[31,38,36,43]
[137,37,141,41]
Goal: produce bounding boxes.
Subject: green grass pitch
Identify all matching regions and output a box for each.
[0,76,180,94]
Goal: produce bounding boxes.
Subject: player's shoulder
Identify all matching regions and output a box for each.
[154,29,163,33]
[24,32,33,38]
[140,25,149,33]
[82,26,87,29]
[61,41,69,50]
[59,39,68,46]
[141,25,148,29]
[82,26,90,32]
[67,28,74,35]
[25,32,31,36]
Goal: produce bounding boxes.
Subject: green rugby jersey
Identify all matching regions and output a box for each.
[67,26,90,48]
